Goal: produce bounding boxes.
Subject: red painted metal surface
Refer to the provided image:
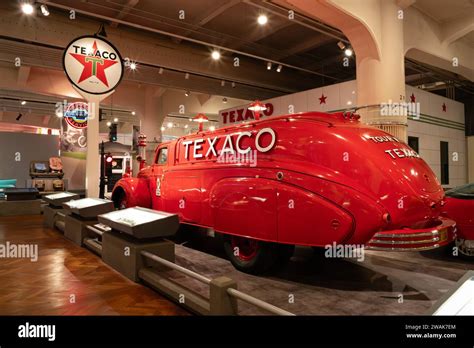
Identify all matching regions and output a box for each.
[112,111,456,250]
[444,196,474,241]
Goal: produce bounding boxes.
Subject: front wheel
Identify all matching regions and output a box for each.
[223,235,293,274]
[113,191,129,209]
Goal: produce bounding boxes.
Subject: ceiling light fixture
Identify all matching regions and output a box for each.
[21,100,26,105]
[231,82,236,88]
[16,113,23,121]
[160,126,165,131]
[184,124,188,129]
[113,117,118,122]
[211,50,220,60]
[344,48,353,57]
[185,90,190,97]
[276,64,282,72]
[223,97,228,103]
[209,126,216,131]
[131,111,136,115]
[257,14,268,25]
[21,3,34,15]
[40,4,49,16]
[167,122,173,128]
[158,67,164,74]
[267,62,272,70]
[185,73,189,80]
[106,121,112,127]
[129,62,137,70]
[56,111,63,117]
[221,80,225,87]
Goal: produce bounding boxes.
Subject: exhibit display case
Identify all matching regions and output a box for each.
[98,207,179,239]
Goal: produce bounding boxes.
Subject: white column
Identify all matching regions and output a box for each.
[356,0,407,141]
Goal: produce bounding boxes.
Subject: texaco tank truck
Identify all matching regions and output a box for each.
[112,111,456,273]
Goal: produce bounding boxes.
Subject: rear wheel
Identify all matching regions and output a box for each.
[223,235,293,274]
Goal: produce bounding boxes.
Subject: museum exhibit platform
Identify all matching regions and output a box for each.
[63,198,115,246]
[42,191,80,229]
[0,188,41,216]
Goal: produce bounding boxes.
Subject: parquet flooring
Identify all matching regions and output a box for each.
[0,215,189,315]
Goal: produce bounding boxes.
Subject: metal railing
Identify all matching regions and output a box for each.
[140,250,294,316]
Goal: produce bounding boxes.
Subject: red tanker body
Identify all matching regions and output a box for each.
[112,111,456,273]
[443,183,474,258]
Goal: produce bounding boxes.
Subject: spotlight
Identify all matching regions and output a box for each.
[276,64,282,72]
[231,82,236,88]
[347,100,352,105]
[21,3,34,15]
[21,100,26,105]
[106,121,112,127]
[40,4,49,16]
[257,14,268,25]
[185,90,190,97]
[344,48,353,57]
[167,122,173,128]
[158,67,164,74]
[16,113,23,121]
[337,41,346,50]
[131,111,136,115]
[184,124,189,129]
[222,97,228,103]
[209,126,216,131]
[160,126,165,131]
[267,62,272,70]
[211,50,220,60]
[113,117,118,123]
[129,62,137,70]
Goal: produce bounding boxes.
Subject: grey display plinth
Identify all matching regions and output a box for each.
[43,205,66,229]
[0,200,41,216]
[64,215,98,246]
[62,198,115,246]
[102,230,175,282]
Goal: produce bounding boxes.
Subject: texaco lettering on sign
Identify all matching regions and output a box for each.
[63,35,124,95]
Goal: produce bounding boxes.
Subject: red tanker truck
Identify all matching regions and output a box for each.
[112,111,456,273]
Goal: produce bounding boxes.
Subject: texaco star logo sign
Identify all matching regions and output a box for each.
[63,35,123,95]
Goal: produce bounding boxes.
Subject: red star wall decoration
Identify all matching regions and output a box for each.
[442,102,447,112]
[409,93,416,103]
[319,93,327,104]
[69,40,118,87]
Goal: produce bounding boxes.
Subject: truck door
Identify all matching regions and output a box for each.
[149,145,168,211]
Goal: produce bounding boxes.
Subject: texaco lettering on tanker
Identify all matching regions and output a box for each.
[63,35,124,95]
[182,128,276,160]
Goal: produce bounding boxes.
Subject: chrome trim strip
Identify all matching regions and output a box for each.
[369,237,439,245]
[372,230,440,239]
[366,244,440,252]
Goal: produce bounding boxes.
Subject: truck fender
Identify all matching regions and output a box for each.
[111,177,151,209]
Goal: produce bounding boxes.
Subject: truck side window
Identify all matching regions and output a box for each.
[156,147,168,165]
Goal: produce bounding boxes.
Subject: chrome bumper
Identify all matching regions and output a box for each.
[366,217,457,251]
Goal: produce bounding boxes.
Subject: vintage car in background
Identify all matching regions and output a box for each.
[443,183,474,258]
[112,111,456,273]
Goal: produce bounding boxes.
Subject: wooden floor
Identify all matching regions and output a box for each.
[0,215,188,315]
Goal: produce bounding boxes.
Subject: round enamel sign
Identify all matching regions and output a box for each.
[63,35,123,95]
